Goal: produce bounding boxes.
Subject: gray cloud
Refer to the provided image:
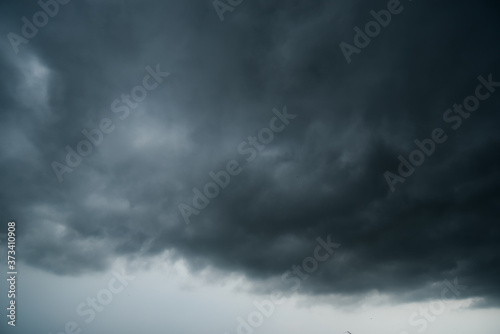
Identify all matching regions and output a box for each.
[0,0,499,309]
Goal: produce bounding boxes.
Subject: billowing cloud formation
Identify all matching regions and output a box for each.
[0,0,499,307]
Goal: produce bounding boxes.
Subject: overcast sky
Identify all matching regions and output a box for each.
[1,0,500,333]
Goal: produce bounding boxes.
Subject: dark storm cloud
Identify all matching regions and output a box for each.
[0,0,499,306]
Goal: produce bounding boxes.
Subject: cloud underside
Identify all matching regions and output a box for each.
[0,0,499,307]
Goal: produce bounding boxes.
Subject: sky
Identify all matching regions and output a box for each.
[0,0,500,333]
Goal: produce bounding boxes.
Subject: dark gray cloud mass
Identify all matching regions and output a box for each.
[1,0,499,306]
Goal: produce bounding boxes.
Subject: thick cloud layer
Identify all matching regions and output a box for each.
[1,0,499,306]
